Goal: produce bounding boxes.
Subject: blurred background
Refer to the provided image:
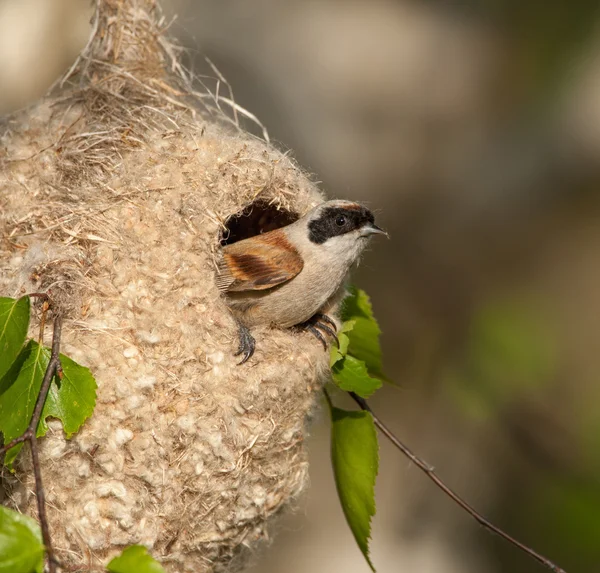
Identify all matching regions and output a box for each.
[2,1,600,571]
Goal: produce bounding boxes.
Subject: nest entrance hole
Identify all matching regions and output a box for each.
[220,200,300,245]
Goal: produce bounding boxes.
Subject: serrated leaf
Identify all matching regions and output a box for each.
[0,341,97,467]
[332,355,382,399]
[39,353,97,438]
[0,341,49,467]
[329,405,378,572]
[0,505,44,573]
[330,320,355,367]
[341,287,385,379]
[107,546,166,573]
[0,297,30,382]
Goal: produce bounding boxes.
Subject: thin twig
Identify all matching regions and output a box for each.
[38,299,50,344]
[27,293,51,301]
[347,392,567,573]
[1,315,64,573]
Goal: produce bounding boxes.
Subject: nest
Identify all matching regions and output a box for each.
[0,1,329,571]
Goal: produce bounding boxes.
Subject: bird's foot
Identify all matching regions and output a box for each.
[234,323,256,364]
[298,313,339,350]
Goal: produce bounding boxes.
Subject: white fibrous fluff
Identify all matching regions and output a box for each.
[0,1,329,571]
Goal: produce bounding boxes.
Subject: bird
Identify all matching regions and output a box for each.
[216,199,387,363]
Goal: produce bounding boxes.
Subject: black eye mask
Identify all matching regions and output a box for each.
[308,206,375,244]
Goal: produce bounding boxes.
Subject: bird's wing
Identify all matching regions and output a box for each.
[216,229,304,292]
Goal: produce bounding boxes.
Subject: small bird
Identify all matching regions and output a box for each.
[216,200,387,363]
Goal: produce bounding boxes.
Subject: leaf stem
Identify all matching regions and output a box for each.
[347,392,567,573]
[1,315,63,573]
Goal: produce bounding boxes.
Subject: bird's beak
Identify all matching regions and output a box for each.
[360,224,388,238]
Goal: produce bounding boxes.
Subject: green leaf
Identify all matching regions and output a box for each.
[329,404,378,572]
[0,342,30,396]
[332,355,382,398]
[107,546,166,573]
[0,341,98,467]
[330,320,355,367]
[39,353,97,438]
[341,287,385,379]
[0,505,44,573]
[0,297,30,381]
[0,341,49,468]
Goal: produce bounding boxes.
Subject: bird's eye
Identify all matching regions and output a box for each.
[335,215,346,227]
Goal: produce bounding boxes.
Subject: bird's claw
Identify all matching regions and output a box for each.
[299,314,339,350]
[314,313,338,332]
[234,323,256,364]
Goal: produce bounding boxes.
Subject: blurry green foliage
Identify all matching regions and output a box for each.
[506,0,600,100]
[450,297,556,420]
[521,479,600,572]
[451,0,600,104]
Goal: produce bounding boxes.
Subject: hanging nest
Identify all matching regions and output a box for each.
[0,1,329,571]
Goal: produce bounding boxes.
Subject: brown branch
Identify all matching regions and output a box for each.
[347,392,567,573]
[1,315,63,573]
[38,298,50,344]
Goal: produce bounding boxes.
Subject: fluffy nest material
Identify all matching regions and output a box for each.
[0,1,330,571]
